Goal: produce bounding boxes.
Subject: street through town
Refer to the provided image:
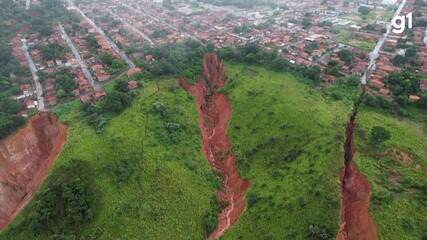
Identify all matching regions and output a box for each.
[361,0,407,84]
[107,10,154,45]
[66,0,136,68]
[21,38,45,111]
[59,23,100,91]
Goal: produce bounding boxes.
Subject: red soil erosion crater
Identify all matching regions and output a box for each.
[0,112,67,230]
[337,109,377,240]
[179,53,250,239]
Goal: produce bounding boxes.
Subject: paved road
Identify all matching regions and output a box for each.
[424,26,427,47]
[108,10,154,45]
[361,0,407,84]
[21,38,45,111]
[67,0,135,68]
[59,23,100,91]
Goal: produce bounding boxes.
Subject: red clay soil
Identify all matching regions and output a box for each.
[0,112,67,230]
[179,53,250,239]
[337,111,377,240]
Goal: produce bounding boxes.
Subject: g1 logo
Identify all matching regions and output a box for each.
[392,12,412,34]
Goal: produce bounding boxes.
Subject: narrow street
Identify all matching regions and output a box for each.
[361,0,407,84]
[59,23,100,91]
[21,38,45,111]
[66,0,136,68]
[121,3,203,45]
[107,10,154,45]
[424,26,427,47]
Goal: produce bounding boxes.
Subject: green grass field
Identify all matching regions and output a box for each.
[1,63,426,239]
[1,80,217,240]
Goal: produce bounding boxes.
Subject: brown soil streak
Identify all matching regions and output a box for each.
[337,102,377,240]
[0,112,67,230]
[179,53,250,239]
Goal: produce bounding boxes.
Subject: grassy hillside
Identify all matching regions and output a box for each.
[221,64,351,239]
[356,111,427,239]
[1,79,217,240]
[1,63,426,239]
[220,63,427,239]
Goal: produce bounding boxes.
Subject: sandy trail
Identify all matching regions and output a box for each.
[179,53,249,239]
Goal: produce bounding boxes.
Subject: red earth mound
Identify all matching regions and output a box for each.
[179,53,250,239]
[0,112,67,230]
[337,111,377,240]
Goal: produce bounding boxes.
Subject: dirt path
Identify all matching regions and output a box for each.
[337,93,377,240]
[0,113,67,230]
[179,53,249,239]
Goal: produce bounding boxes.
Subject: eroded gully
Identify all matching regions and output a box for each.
[179,53,250,239]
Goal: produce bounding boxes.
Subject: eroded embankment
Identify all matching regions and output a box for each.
[337,92,377,240]
[0,112,67,230]
[179,53,250,239]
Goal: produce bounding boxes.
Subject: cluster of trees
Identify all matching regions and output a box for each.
[337,49,354,65]
[81,79,135,132]
[150,29,170,39]
[0,98,25,139]
[392,47,419,67]
[39,43,66,61]
[385,69,424,106]
[0,1,27,139]
[149,101,183,143]
[137,41,212,82]
[24,160,94,237]
[55,69,76,99]
[324,60,343,77]
[358,6,371,17]
[218,42,321,84]
[101,53,127,75]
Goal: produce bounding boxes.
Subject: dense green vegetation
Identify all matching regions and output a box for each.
[38,43,66,61]
[101,53,128,75]
[4,160,95,239]
[136,41,212,82]
[219,42,321,83]
[0,0,28,139]
[221,63,347,239]
[55,69,76,99]
[1,79,217,240]
[218,63,426,239]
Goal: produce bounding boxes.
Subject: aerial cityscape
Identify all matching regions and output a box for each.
[0,0,426,239]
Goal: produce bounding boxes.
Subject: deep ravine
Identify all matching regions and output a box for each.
[337,90,378,240]
[0,112,67,230]
[179,53,250,239]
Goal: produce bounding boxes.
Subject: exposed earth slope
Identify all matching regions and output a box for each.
[179,53,250,239]
[0,113,67,230]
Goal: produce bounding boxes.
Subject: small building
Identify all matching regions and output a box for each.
[128,80,139,90]
[409,95,421,102]
[127,67,142,78]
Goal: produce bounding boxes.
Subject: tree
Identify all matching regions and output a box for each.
[370,126,391,144]
[302,18,312,29]
[338,49,354,65]
[0,98,22,114]
[358,6,371,16]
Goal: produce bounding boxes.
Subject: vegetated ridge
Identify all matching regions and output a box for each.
[337,89,377,240]
[0,113,67,230]
[179,53,250,239]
